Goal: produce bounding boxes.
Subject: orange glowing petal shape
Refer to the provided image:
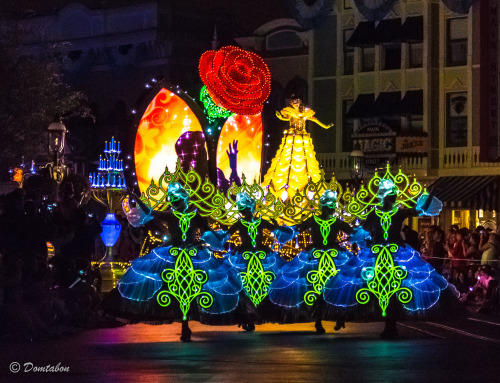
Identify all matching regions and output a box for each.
[217,114,263,184]
[134,88,203,194]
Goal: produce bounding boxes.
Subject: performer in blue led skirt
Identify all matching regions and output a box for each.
[101,182,242,342]
[215,192,293,331]
[266,190,354,333]
[323,178,459,338]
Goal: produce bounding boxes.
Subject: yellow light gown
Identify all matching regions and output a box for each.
[261,100,333,200]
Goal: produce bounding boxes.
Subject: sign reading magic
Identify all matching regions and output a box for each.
[352,123,396,167]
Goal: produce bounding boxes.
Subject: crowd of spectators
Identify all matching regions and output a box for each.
[418,224,500,313]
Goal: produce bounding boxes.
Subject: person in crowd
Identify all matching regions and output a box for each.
[460,265,495,307]
[402,225,420,251]
[448,227,469,293]
[479,228,500,276]
[424,225,447,274]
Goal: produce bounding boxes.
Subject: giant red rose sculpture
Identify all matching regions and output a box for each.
[199,46,271,116]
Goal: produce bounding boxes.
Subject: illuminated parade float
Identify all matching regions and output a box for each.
[97,46,460,342]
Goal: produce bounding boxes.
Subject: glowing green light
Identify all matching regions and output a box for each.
[356,244,412,317]
[157,247,213,320]
[313,215,337,245]
[200,85,233,122]
[241,250,275,306]
[172,210,196,241]
[343,164,423,221]
[240,218,261,248]
[374,207,398,240]
[304,249,338,305]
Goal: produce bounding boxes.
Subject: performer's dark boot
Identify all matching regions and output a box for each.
[180,319,192,342]
[334,321,345,331]
[242,323,255,332]
[315,319,326,334]
[380,319,398,339]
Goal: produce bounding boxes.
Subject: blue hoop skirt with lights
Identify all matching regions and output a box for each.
[101,243,244,324]
[322,245,459,320]
[262,248,351,323]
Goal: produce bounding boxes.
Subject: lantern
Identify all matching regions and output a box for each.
[100,213,122,247]
[48,119,67,157]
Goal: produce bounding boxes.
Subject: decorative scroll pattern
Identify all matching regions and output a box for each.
[241,251,275,306]
[241,218,261,248]
[356,244,412,317]
[304,249,338,306]
[343,164,423,221]
[172,210,196,241]
[142,161,354,226]
[374,207,398,240]
[156,247,213,320]
[313,216,337,245]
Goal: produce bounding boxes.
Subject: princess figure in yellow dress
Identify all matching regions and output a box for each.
[261,98,333,200]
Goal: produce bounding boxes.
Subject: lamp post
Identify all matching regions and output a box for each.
[47,118,67,184]
[349,142,364,191]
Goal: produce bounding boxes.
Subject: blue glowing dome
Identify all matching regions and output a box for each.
[100,213,122,247]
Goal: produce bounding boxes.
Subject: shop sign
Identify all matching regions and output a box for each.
[395,136,428,154]
[352,122,396,168]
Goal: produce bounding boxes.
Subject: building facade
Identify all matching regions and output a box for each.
[240,0,499,230]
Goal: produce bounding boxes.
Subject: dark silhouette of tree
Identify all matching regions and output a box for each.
[0,23,93,177]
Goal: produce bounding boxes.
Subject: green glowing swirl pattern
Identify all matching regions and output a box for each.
[142,160,354,226]
[374,207,398,241]
[312,215,337,245]
[156,247,213,320]
[241,250,275,306]
[240,218,261,248]
[172,210,196,241]
[304,249,338,305]
[355,244,413,317]
[343,164,424,221]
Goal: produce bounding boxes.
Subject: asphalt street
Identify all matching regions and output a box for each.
[1,314,499,383]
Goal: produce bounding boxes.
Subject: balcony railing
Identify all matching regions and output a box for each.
[442,146,498,169]
[317,152,428,180]
[316,147,500,181]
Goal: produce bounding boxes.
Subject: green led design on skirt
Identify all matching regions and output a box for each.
[241,218,261,248]
[241,250,275,306]
[313,215,337,245]
[173,210,196,241]
[356,244,412,317]
[304,249,339,305]
[157,247,213,320]
[374,207,398,240]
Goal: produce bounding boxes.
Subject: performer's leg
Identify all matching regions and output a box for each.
[334,321,345,331]
[242,323,255,332]
[314,319,326,334]
[180,319,192,342]
[380,318,398,339]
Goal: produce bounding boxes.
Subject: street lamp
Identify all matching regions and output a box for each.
[349,142,364,191]
[47,118,67,184]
